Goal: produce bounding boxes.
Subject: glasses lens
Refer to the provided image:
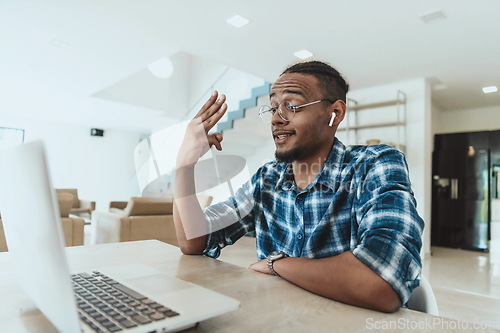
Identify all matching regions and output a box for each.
[278,101,295,121]
[259,105,273,123]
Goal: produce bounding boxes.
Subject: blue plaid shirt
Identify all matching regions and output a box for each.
[203,138,424,303]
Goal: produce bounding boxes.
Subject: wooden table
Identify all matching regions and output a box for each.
[0,240,498,332]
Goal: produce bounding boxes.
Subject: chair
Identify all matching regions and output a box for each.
[92,195,212,246]
[55,188,95,218]
[406,275,439,316]
[0,218,8,252]
[0,193,84,251]
[108,195,213,212]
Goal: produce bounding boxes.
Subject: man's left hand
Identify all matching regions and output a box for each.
[249,259,271,274]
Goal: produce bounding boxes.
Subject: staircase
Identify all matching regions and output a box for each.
[216,82,270,133]
[215,83,275,163]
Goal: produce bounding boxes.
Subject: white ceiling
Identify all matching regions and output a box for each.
[1,0,499,132]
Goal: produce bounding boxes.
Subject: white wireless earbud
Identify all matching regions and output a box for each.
[328,113,336,127]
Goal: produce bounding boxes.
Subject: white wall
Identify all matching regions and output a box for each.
[1,116,143,210]
[245,140,275,175]
[434,104,500,134]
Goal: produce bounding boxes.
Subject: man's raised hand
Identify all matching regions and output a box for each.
[177,91,228,167]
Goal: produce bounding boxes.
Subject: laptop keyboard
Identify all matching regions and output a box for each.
[72,271,179,332]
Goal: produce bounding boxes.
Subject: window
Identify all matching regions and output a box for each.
[0,127,25,149]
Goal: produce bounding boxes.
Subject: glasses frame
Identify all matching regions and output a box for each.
[258,99,334,123]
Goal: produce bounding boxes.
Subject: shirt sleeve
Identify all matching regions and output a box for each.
[351,146,424,305]
[202,167,261,258]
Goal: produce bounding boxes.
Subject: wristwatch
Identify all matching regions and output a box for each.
[267,250,289,277]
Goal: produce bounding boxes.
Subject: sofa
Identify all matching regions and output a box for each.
[0,192,84,252]
[92,195,212,246]
[55,188,95,217]
[0,219,7,252]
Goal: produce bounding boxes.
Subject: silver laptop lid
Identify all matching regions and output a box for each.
[0,141,80,332]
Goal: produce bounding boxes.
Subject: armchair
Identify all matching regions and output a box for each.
[0,192,84,252]
[92,195,212,246]
[58,192,85,247]
[55,188,95,217]
[0,218,7,252]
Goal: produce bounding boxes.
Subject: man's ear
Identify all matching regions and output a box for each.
[329,100,346,126]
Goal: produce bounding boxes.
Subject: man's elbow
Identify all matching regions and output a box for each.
[179,246,197,255]
[376,297,401,313]
[178,238,206,255]
[372,285,402,313]
[179,243,202,255]
[175,233,207,255]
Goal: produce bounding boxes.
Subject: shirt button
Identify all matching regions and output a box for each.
[297,234,303,240]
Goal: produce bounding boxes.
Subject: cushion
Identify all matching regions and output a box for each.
[57,193,74,217]
[124,197,173,216]
[109,207,127,216]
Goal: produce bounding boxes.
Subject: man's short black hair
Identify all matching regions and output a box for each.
[281,60,349,102]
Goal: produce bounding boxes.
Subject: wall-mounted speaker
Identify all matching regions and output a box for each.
[90,128,104,137]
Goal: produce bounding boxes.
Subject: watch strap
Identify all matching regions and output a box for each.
[267,251,289,277]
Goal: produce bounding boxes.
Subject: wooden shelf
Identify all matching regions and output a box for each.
[344,90,407,147]
[349,99,403,111]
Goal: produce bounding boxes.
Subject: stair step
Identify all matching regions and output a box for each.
[216,83,270,134]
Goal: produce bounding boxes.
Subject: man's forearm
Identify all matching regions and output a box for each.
[172,91,227,254]
[173,164,207,255]
[272,252,402,313]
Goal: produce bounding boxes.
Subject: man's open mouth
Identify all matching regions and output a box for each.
[273,131,295,143]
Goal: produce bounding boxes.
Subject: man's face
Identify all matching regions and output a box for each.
[270,73,334,163]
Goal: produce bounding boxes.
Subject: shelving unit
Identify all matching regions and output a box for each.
[339,90,407,150]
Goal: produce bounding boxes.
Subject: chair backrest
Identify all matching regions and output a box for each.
[121,195,212,217]
[55,189,80,208]
[57,193,74,217]
[0,218,8,252]
[124,197,174,216]
[406,275,439,316]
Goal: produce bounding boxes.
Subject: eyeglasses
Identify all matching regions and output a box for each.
[258,99,333,123]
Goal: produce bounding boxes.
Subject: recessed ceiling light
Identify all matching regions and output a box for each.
[482,86,498,94]
[227,15,249,28]
[294,49,313,59]
[432,83,448,91]
[419,9,447,24]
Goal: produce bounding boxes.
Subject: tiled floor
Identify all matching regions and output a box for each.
[217,235,500,330]
[424,238,500,329]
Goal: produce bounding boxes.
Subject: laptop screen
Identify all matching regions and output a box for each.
[0,141,80,332]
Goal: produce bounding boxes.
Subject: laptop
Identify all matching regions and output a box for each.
[0,141,239,333]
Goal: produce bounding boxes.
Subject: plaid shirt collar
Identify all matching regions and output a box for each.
[274,138,346,193]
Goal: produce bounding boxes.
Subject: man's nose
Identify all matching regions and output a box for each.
[271,110,288,126]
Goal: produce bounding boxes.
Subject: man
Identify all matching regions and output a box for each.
[173,60,424,313]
